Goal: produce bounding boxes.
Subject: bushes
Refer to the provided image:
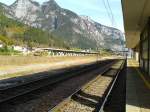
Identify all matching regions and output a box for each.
[0,35,14,45]
[33,51,49,56]
[0,46,20,55]
[23,28,70,49]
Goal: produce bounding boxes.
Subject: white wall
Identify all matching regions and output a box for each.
[135,52,139,62]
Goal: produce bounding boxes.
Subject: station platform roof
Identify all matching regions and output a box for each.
[122,0,150,48]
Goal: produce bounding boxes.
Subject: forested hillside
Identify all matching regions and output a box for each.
[0,5,69,49]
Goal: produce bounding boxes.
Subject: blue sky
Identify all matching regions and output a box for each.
[0,0,124,32]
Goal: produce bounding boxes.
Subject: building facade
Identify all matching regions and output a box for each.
[139,19,150,76]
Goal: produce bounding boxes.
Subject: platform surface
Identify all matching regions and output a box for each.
[126,59,150,112]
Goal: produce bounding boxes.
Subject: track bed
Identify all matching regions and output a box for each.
[50,60,125,112]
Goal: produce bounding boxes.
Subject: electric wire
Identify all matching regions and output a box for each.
[102,0,113,26]
[105,0,117,27]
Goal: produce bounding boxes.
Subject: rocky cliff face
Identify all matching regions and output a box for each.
[1,0,124,50]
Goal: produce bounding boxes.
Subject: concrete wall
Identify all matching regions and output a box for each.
[135,52,139,62]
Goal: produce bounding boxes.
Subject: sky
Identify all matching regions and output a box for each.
[0,0,124,32]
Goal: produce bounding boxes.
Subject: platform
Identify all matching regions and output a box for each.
[126,59,150,112]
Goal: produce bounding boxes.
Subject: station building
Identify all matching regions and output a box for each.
[122,0,150,112]
[122,0,150,76]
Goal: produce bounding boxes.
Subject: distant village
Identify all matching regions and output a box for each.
[0,41,97,56]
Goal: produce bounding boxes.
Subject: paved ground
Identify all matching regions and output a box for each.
[126,59,150,112]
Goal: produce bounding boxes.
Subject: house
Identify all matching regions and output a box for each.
[0,41,3,48]
[13,45,30,54]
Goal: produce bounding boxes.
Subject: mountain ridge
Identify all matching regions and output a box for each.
[0,0,124,50]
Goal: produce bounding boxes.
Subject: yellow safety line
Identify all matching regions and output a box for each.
[130,61,150,90]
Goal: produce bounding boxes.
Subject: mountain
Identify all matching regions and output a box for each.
[0,0,124,50]
[0,3,69,49]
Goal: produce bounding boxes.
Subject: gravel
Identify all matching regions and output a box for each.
[52,61,123,112]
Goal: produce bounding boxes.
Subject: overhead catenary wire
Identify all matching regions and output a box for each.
[102,0,124,52]
[102,0,113,26]
[102,0,117,27]
[105,0,117,27]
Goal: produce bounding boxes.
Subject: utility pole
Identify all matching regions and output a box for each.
[96,39,100,64]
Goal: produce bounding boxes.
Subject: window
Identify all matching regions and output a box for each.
[140,28,149,74]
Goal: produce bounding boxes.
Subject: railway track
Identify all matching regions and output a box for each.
[0,59,116,104]
[49,60,125,112]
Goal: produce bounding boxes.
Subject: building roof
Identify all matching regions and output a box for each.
[122,0,150,48]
